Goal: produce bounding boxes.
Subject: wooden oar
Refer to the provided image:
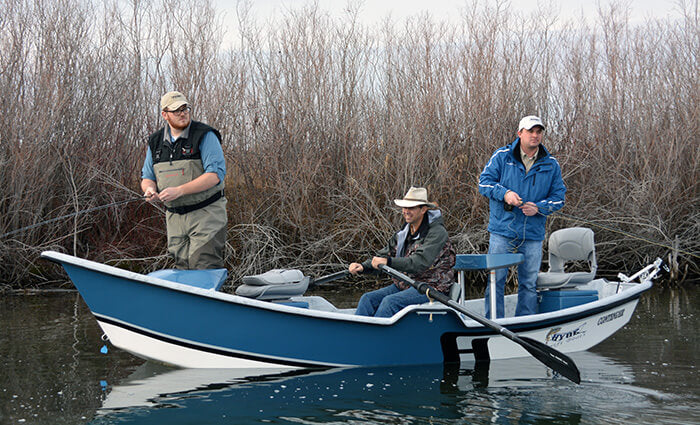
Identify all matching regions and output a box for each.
[378,264,581,384]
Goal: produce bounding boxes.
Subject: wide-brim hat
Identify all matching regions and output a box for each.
[394,186,436,208]
[160,91,189,111]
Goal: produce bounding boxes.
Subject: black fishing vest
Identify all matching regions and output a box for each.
[148,121,222,165]
[148,121,225,212]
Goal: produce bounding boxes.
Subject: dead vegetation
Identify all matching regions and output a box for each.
[0,0,697,288]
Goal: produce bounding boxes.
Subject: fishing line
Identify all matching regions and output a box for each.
[0,196,146,239]
[546,210,700,260]
[504,207,527,251]
[500,200,698,261]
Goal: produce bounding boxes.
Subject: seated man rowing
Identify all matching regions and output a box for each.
[348,187,456,317]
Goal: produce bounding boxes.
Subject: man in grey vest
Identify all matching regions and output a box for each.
[141,91,227,269]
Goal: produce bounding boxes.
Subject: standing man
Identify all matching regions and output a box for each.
[478,115,566,318]
[141,91,227,269]
[348,187,456,317]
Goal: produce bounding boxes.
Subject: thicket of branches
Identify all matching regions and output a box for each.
[0,0,697,290]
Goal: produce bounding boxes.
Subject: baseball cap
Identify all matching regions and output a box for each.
[160,91,189,111]
[518,115,545,131]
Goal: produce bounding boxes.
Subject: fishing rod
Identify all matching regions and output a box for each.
[0,196,146,240]
[547,210,699,261]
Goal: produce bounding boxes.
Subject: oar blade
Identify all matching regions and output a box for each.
[517,336,581,384]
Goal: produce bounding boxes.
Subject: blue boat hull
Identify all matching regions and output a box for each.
[41,251,652,369]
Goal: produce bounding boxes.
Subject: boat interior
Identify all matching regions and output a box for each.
[146,227,649,318]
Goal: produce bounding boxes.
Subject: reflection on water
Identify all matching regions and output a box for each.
[0,286,697,425]
[91,352,642,425]
[90,351,677,425]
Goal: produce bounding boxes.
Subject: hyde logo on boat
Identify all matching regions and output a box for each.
[545,322,587,346]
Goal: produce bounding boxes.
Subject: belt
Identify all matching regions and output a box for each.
[166,190,224,215]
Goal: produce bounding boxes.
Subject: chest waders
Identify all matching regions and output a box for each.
[149,121,227,269]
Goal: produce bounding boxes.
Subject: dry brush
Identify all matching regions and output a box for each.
[0,0,697,289]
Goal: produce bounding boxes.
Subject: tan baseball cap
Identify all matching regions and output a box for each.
[160,91,188,111]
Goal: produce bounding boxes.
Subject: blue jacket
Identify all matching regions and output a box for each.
[478,139,566,241]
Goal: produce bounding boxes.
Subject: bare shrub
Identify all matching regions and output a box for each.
[0,0,697,289]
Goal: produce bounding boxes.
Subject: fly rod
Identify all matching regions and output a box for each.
[0,196,145,239]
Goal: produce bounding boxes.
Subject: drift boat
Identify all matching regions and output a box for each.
[41,227,663,372]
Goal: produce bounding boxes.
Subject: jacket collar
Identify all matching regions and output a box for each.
[163,121,193,144]
[395,209,442,257]
[511,138,549,166]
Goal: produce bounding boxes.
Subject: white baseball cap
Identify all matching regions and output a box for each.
[518,115,545,131]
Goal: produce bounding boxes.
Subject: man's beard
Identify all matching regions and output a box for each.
[171,122,189,131]
[168,117,191,132]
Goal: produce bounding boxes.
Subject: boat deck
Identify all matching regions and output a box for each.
[284,277,644,320]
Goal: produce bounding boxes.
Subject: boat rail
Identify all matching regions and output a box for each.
[616,257,665,292]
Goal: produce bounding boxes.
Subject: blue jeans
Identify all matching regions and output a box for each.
[484,233,543,318]
[355,284,429,318]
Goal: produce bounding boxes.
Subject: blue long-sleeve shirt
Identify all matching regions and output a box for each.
[141,130,226,183]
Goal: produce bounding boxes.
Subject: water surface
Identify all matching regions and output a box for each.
[0,286,697,424]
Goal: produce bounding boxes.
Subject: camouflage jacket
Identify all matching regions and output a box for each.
[361,210,456,294]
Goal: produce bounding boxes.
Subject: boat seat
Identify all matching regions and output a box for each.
[537,227,597,289]
[147,268,228,291]
[235,269,309,300]
[449,282,461,301]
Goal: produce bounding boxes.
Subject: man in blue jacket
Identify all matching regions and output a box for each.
[478,115,566,318]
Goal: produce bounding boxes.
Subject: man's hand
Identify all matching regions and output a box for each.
[371,257,388,269]
[348,263,364,275]
[157,186,184,203]
[504,190,522,206]
[143,186,160,203]
[142,179,161,203]
[519,201,538,216]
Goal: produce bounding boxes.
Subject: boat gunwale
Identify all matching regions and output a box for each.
[41,250,389,324]
[40,250,653,332]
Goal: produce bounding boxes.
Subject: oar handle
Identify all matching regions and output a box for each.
[309,269,350,288]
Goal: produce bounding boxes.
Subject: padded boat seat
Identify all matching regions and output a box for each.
[275,301,310,308]
[147,268,228,291]
[449,282,461,301]
[537,227,597,289]
[236,269,310,300]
